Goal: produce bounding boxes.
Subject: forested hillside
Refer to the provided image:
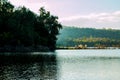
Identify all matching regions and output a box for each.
[57,27,120,48]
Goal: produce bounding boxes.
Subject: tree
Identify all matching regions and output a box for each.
[0,0,14,46]
[35,7,62,50]
[8,7,37,46]
[0,0,14,32]
[0,0,62,51]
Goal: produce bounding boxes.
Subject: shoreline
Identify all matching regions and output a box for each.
[57,47,120,50]
[0,46,119,52]
[0,45,52,52]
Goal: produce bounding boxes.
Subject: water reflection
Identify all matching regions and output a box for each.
[0,53,57,80]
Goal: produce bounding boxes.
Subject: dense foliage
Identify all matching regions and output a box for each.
[57,27,120,47]
[0,0,62,51]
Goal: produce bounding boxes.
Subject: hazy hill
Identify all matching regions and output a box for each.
[57,26,120,47]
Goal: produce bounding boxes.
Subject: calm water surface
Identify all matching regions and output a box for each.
[0,49,120,80]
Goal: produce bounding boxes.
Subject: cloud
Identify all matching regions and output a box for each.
[60,11,120,22]
[59,11,120,29]
[9,0,48,13]
[25,0,44,3]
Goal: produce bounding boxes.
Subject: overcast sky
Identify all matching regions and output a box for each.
[9,0,120,29]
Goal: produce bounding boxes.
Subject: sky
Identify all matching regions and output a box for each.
[8,0,120,29]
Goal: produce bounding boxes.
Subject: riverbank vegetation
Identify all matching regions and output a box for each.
[0,0,62,52]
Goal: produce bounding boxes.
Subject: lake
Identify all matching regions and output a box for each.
[0,49,120,80]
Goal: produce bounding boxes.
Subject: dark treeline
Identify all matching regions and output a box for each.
[0,0,62,51]
[57,27,120,47]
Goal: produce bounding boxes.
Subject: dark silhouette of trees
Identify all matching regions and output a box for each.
[0,0,14,46]
[35,7,62,50]
[0,0,62,51]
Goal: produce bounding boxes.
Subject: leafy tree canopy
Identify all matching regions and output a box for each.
[0,0,62,51]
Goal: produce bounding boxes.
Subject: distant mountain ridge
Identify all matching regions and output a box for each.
[57,26,120,47]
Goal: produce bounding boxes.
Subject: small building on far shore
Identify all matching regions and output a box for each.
[75,44,87,49]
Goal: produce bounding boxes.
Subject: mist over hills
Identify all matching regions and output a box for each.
[57,26,120,47]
